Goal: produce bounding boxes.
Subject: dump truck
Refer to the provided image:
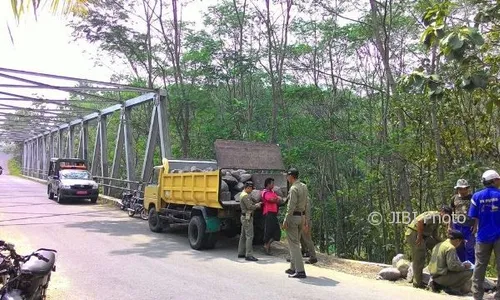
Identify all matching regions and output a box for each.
[143,139,288,250]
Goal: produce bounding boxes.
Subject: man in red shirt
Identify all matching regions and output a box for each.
[262,177,282,254]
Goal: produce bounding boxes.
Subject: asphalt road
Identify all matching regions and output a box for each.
[0,160,462,299]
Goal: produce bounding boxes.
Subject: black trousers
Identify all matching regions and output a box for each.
[263,212,281,243]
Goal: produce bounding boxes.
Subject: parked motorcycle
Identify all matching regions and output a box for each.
[126,194,148,220]
[120,191,135,211]
[0,241,57,300]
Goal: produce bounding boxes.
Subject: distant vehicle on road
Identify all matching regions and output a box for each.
[47,158,99,204]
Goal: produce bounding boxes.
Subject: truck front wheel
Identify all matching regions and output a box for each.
[188,216,206,250]
[148,207,163,233]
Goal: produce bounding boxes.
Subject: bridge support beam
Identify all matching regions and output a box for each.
[20,91,171,199]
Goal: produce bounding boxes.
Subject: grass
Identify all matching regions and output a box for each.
[7,158,21,176]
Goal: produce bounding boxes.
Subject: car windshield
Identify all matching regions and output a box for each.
[60,170,91,180]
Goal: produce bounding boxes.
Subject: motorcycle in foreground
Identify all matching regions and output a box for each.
[0,241,57,300]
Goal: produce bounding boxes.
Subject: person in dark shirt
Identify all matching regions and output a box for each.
[468,170,500,300]
[449,179,475,263]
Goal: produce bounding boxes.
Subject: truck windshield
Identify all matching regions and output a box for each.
[60,170,91,180]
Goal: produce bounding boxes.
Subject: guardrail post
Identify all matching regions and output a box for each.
[22,141,27,175]
[57,129,62,158]
[123,107,136,191]
[49,133,54,161]
[91,119,100,176]
[110,106,125,196]
[140,95,159,184]
[68,125,74,158]
[156,89,172,159]
[42,134,48,179]
[99,115,109,195]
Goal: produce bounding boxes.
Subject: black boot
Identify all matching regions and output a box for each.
[289,271,307,278]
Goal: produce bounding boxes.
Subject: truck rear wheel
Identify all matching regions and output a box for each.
[188,216,205,250]
[188,216,218,250]
[148,207,163,233]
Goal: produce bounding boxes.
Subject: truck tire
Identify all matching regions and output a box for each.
[148,207,163,233]
[188,216,206,250]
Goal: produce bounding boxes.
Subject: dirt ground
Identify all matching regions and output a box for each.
[267,241,390,279]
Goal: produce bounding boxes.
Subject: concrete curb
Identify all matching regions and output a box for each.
[21,175,122,206]
[21,175,46,185]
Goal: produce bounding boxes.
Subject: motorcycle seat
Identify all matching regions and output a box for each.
[20,250,56,276]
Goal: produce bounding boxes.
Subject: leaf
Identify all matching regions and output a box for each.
[468,29,485,46]
[471,74,488,89]
[420,27,436,48]
[486,100,494,114]
[442,33,464,50]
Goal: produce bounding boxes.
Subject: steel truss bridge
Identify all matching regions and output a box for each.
[0,67,172,196]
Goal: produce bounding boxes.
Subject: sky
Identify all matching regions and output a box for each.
[0,1,116,115]
[0,0,354,126]
[0,0,221,104]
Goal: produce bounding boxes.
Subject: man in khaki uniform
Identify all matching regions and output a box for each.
[283,168,308,278]
[405,206,452,288]
[427,230,473,295]
[238,181,261,261]
[301,196,317,264]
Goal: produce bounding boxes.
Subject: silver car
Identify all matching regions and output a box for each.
[48,169,99,204]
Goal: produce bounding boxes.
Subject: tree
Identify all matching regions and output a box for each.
[10,0,87,20]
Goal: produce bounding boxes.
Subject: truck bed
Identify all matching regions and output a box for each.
[161,170,223,209]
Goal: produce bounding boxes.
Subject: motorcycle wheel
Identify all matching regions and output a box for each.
[140,208,149,220]
[128,210,136,217]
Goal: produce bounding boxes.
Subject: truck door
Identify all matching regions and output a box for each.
[144,168,160,209]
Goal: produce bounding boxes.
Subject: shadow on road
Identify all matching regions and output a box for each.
[298,276,339,287]
[0,203,58,208]
[0,208,117,224]
[64,216,338,288]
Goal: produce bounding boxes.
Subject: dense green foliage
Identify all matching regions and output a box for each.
[7,158,22,176]
[8,0,500,268]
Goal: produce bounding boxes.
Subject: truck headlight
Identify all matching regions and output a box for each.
[61,184,71,189]
[92,183,98,189]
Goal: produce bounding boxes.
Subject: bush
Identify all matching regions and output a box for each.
[8,158,21,176]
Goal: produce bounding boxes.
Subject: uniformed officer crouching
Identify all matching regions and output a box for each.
[405,205,452,288]
[237,181,261,261]
[427,230,473,295]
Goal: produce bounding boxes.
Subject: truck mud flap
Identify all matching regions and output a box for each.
[205,216,221,233]
[192,206,220,233]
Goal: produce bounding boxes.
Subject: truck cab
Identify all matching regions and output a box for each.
[143,139,287,250]
[47,158,99,204]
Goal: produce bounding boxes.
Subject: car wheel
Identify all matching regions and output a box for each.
[56,190,64,204]
[48,186,54,200]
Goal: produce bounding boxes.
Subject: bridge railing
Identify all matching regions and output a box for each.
[21,168,48,180]
[92,176,144,199]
